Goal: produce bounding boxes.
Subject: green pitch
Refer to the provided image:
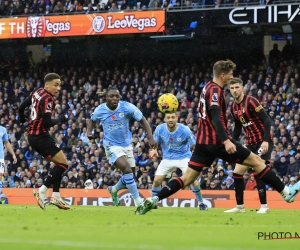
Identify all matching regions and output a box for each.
[0,205,299,250]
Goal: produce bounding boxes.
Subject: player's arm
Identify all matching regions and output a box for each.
[87,119,97,140]
[251,98,272,153]
[18,96,32,123]
[42,97,68,128]
[187,129,196,151]
[258,111,272,142]
[232,117,242,141]
[210,108,230,142]
[42,113,67,128]
[140,117,157,148]
[4,141,17,164]
[87,108,100,140]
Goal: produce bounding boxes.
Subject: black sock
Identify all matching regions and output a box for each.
[44,164,67,190]
[257,166,284,193]
[254,174,267,204]
[233,173,245,206]
[157,178,183,201]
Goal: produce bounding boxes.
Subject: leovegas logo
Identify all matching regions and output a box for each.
[26,16,71,37]
[26,16,45,38]
[45,19,71,35]
[107,15,157,31]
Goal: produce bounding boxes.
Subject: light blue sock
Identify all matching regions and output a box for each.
[191,185,203,203]
[113,175,126,192]
[123,173,140,200]
[152,186,161,197]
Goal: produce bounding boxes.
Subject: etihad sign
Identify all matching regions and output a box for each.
[0,11,165,39]
[229,4,300,25]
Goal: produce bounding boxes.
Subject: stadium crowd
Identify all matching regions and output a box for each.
[0,42,300,194]
[0,0,295,16]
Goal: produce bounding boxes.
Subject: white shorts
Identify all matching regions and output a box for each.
[0,159,5,174]
[105,145,135,168]
[155,158,189,177]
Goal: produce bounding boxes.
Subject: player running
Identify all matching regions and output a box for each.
[19,73,70,210]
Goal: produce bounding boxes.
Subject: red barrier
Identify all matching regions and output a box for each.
[2,188,299,209]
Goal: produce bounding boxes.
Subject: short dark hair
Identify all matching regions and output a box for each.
[44,73,60,83]
[213,60,236,77]
[229,78,243,85]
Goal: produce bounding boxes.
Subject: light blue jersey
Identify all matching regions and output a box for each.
[0,125,8,159]
[154,123,195,160]
[91,101,143,147]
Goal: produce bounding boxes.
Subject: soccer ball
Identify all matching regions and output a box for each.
[157,93,179,113]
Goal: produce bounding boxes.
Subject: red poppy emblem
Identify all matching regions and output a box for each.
[111,115,116,120]
[170,138,174,142]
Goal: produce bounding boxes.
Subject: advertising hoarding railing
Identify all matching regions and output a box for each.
[2,188,299,209]
[0,11,165,39]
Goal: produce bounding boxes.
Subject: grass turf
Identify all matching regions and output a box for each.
[0,205,299,250]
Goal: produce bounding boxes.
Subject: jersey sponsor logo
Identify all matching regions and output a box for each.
[212,93,218,101]
[239,116,252,127]
[257,147,263,157]
[46,103,52,113]
[255,105,263,112]
[211,101,218,105]
[119,112,124,118]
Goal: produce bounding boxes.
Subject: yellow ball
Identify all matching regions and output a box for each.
[157,93,179,113]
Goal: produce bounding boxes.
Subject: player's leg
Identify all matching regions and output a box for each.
[28,134,58,209]
[190,179,207,210]
[178,158,207,210]
[234,142,300,203]
[224,164,247,213]
[136,144,214,215]
[48,151,70,210]
[107,146,140,206]
[255,142,273,213]
[152,159,173,198]
[254,173,269,213]
[114,156,142,206]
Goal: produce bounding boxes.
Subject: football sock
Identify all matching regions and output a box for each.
[157,178,183,201]
[52,192,61,199]
[254,174,267,205]
[152,186,161,197]
[112,175,126,192]
[44,164,67,190]
[123,173,140,200]
[53,164,68,192]
[190,184,203,203]
[257,166,284,192]
[233,173,245,205]
[39,185,48,194]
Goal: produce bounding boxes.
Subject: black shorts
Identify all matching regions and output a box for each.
[189,139,251,172]
[27,133,61,159]
[247,141,273,164]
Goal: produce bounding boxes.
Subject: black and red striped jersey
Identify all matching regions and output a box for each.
[196,81,230,145]
[231,95,272,145]
[27,88,55,135]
